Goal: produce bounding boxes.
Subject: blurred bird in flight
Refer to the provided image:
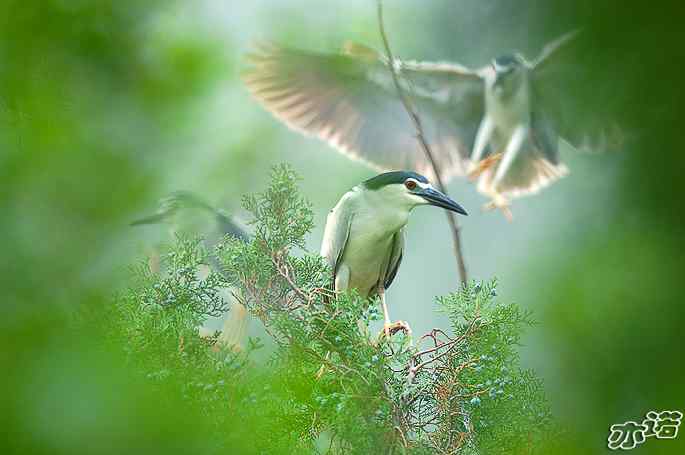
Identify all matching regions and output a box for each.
[244,32,620,213]
[131,191,250,352]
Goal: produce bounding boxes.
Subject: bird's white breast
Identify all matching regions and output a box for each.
[485,76,531,134]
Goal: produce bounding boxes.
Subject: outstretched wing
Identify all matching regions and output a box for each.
[531,32,624,153]
[243,44,485,181]
[530,30,580,69]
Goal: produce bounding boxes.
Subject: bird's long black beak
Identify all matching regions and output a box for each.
[419,188,468,215]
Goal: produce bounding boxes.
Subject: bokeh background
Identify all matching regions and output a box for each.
[1,0,683,453]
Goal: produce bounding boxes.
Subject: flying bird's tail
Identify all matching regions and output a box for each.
[475,122,569,204]
[477,157,568,200]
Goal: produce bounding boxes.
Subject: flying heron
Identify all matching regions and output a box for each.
[244,32,618,212]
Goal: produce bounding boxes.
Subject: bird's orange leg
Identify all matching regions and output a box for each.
[482,193,514,222]
[468,152,503,181]
[378,286,412,339]
[380,287,392,338]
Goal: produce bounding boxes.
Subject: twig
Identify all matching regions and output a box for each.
[405,315,482,389]
[377,1,468,284]
[271,253,310,304]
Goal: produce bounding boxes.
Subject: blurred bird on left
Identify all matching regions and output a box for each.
[131,191,250,352]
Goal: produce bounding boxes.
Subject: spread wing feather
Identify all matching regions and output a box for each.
[531,32,624,153]
[244,44,485,181]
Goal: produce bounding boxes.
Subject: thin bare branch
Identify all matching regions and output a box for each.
[377,0,468,283]
[271,253,311,304]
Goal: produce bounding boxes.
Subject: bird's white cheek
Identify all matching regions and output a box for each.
[407,193,427,207]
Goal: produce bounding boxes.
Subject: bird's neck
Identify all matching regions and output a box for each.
[361,187,412,236]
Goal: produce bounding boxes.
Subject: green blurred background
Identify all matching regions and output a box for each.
[1,0,683,453]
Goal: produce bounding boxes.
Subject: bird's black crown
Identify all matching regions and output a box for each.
[362,171,429,190]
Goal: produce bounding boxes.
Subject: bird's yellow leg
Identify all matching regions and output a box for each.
[380,287,391,338]
[378,287,413,340]
[483,193,513,221]
[480,126,527,221]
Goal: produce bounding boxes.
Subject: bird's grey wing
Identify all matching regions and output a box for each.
[243,44,484,181]
[320,191,355,280]
[530,30,580,69]
[215,211,250,242]
[531,32,624,153]
[383,229,404,290]
[392,58,485,96]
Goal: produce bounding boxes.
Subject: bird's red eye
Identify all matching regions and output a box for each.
[404,180,417,190]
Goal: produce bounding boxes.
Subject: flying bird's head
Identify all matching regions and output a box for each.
[491,54,527,96]
[362,171,467,215]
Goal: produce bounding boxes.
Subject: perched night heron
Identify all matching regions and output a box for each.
[321,171,467,336]
[132,191,250,351]
[244,32,618,211]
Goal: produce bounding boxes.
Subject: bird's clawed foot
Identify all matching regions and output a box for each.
[483,194,513,221]
[468,152,503,181]
[379,320,413,339]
